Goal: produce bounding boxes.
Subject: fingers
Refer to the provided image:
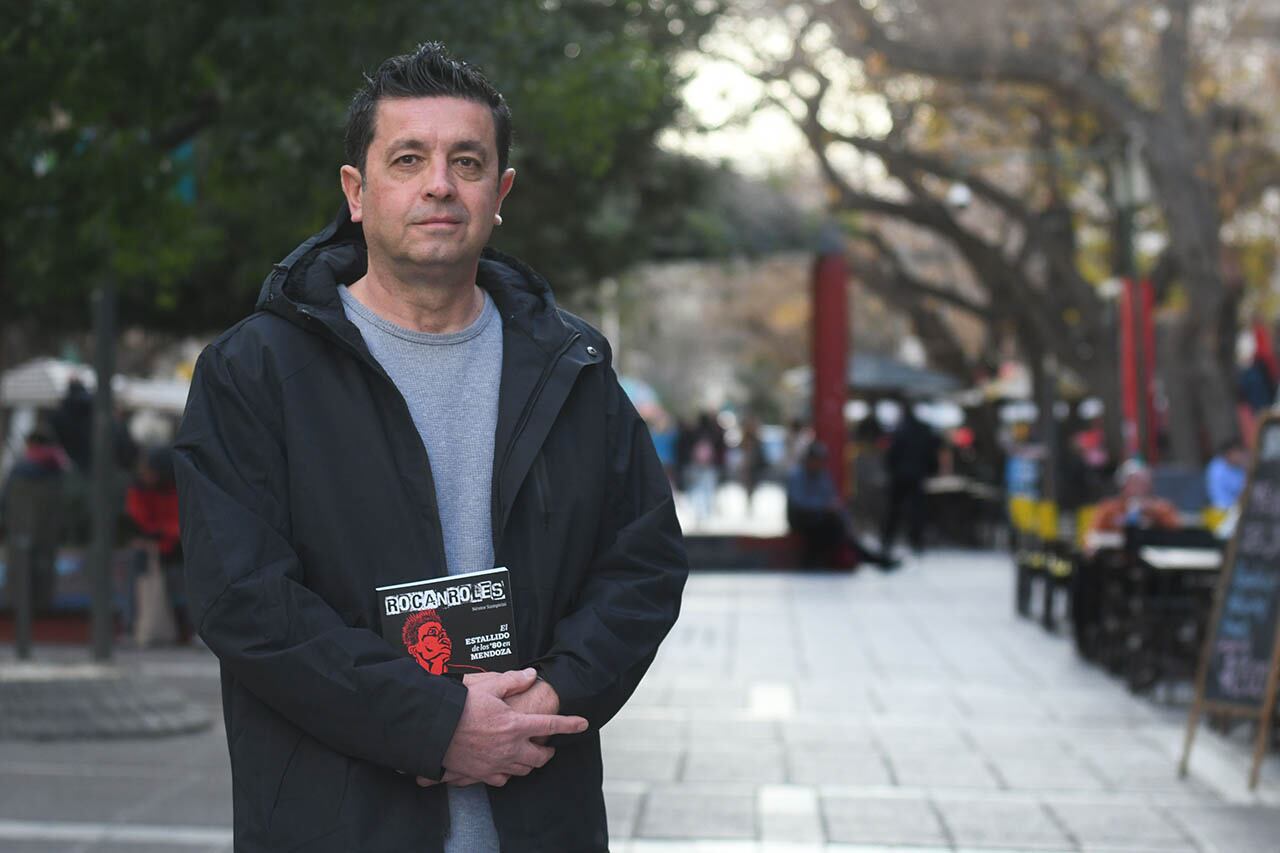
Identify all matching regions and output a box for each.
[489,667,539,699]
[484,774,512,787]
[515,741,555,769]
[415,776,438,787]
[524,712,589,738]
[462,671,502,686]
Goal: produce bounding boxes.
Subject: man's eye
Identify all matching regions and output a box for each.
[396,155,418,165]
[455,157,480,169]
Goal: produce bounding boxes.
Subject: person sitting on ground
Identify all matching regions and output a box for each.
[1088,459,1181,536]
[1205,438,1248,511]
[786,441,899,570]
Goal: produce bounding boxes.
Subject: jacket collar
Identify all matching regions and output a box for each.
[255,201,573,352]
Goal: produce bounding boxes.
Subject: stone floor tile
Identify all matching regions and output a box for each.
[1048,800,1194,849]
[683,748,786,784]
[664,684,749,711]
[1166,804,1280,853]
[788,747,892,786]
[821,795,948,846]
[1082,755,1212,794]
[604,747,683,783]
[988,756,1109,792]
[888,754,1003,790]
[636,787,757,840]
[604,714,689,746]
[687,717,781,745]
[782,719,878,748]
[935,798,1073,850]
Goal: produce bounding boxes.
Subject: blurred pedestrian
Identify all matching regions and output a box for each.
[684,411,724,525]
[648,410,679,488]
[1205,438,1248,511]
[123,446,186,643]
[737,415,768,515]
[881,402,940,555]
[786,442,899,570]
[783,417,813,473]
[173,43,681,852]
[50,379,93,472]
[0,427,68,612]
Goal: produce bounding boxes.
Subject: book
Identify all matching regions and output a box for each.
[376,567,518,675]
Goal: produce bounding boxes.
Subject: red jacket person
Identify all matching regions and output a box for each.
[175,42,687,852]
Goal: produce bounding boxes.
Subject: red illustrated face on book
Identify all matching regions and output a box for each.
[403,610,452,675]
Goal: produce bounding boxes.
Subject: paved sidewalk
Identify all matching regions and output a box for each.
[1,551,1278,851]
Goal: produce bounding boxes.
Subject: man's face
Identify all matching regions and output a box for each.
[408,618,452,675]
[341,96,515,275]
[1122,470,1153,500]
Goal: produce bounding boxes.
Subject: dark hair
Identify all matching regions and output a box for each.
[142,445,176,487]
[345,42,512,177]
[25,429,56,446]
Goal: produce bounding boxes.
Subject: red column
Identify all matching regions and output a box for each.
[1140,279,1158,462]
[1119,278,1157,462]
[812,248,849,496]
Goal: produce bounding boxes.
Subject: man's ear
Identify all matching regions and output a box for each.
[496,168,516,211]
[340,164,364,222]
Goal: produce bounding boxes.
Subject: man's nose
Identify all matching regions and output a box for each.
[421,159,454,199]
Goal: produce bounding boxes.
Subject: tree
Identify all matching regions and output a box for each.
[715,0,1280,463]
[2,0,719,344]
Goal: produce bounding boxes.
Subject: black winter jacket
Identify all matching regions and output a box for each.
[174,206,687,852]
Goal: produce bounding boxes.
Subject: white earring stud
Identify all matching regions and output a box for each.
[494,213,503,226]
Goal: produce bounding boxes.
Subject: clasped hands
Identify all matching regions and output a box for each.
[416,667,585,789]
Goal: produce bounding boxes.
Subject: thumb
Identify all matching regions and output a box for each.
[491,667,539,699]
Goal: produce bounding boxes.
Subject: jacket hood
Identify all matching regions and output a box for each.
[255,202,567,348]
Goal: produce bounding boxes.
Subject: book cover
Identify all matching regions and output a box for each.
[376,567,518,675]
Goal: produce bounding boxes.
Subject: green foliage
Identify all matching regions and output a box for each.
[2,0,719,332]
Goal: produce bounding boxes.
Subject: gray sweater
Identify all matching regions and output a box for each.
[340,284,501,852]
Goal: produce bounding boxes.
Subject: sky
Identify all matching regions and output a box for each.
[657,51,812,176]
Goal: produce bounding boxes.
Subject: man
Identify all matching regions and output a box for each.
[0,427,67,613]
[786,441,898,570]
[1087,459,1181,537]
[175,43,687,852]
[1206,438,1248,511]
[881,402,940,555]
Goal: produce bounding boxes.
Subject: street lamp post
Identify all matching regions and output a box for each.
[89,282,117,661]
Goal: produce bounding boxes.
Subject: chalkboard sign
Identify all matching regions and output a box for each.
[1181,415,1280,789]
[1203,467,1280,706]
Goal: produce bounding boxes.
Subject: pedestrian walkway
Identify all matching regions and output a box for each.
[0,551,1277,851]
[604,551,1280,851]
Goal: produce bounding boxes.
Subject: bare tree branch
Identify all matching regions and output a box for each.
[850,230,992,320]
[817,1,1149,127]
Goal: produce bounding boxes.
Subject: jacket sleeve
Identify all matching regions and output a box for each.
[174,342,467,779]
[531,363,688,730]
